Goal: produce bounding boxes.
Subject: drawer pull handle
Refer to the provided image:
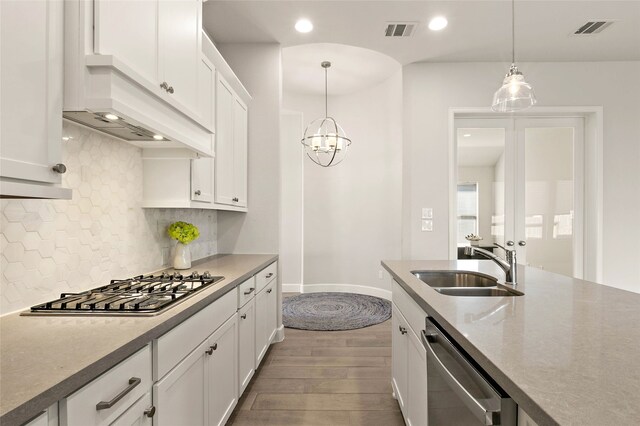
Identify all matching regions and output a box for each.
[241,313,247,319]
[144,406,156,418]
[167,85,174,94]
[194,190,201,196]
[265,273,274,279]
[232,197,239,202]
[160,81,169,91]
[399,326,407,335]
[96,377,141,410]
[243,287,255,295]
[205,347,214,355]
[266,288,273,294]
[211,343,218,351]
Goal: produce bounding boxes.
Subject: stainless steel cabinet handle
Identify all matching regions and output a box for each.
[266,288,273,294]
[518,240,527,246]
[160,82,169,91]
[232,197,239,202]
[241,314,247,319]
[265,273,273,279]
[398,326,407,335]
[144,406,156,418]
[167,86,174,94]
[52,163,67,174]
[96,377,141,410]
[194,190,201,196]
[506,240,514,247]
[243,287,255,295]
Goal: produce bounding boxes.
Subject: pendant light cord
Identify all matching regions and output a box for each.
[511,0,515,64]
[324,66,328,118]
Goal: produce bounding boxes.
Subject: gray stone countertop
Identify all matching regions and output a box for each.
[382,259,640,426]
[0,253,278,426]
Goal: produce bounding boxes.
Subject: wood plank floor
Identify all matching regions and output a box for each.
[227,296,404,426]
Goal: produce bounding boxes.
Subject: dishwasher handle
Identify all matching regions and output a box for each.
[421,329,502,426]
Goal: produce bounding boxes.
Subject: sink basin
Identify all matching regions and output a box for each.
[434,287,523,297]
[412,270,498,288]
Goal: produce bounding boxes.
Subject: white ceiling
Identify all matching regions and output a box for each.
[282,43,401,96]
[203,1,640,65]
[457,128,505,167]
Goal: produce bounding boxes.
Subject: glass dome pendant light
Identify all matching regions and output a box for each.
[492,0,537,112]
[301,61,352,167]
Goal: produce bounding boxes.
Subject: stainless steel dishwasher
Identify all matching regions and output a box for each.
[421,317,517,425]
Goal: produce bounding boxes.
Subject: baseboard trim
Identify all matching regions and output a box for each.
[274,325,285,342]
[282,283,302,293]
[301,284,392,301]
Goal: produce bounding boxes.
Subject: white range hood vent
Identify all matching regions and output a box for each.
[385,22,417,37]
[573,20,614,35]
[63,111,168,142]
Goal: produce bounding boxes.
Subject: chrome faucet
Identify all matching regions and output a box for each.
[464,241,524,286]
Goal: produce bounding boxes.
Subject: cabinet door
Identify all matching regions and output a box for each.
[215,74,235,205]
[238,299,256,396]
[199,56,215,132]
[407,328,427,426]
[391,304,408,417]
[265,280,278,344]
[110,393,153,426]
[255,286,270,366]
[191,156,213,203]
[207,314,238,426]
[158,0,201,118]
[93,0,158,86]
[0,0,63,184]
[232,97,248,207]
[153,339,209,426]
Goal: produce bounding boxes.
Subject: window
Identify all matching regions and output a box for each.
[457,183,478,246]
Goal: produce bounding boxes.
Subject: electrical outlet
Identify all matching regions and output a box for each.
[422,219,433,232]
[422,207,433,219]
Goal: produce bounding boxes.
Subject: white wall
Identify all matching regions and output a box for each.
[215,43,281,255]
[0,122,218,314]
[283,71,403,297]
[403,61,640,292]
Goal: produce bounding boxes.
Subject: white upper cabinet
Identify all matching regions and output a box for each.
[158,0,202,119]
[0,0,71,199]
[215,74,248,208]
[65,0,213,156]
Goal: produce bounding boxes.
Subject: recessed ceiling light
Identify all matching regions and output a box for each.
[104,113,119,120]
[153,134,164,140]
[295,19,313,33]
[463,133,471,137]
[428,16,448,31]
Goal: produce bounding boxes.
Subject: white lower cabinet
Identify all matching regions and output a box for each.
[391,304,409,416]
[392,281,428,426]
[238,298,256,396]
[207,314,238,426]
[255,278,277,366]
[111,393,153,426]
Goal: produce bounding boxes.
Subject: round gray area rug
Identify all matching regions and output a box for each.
[283,292,391,331]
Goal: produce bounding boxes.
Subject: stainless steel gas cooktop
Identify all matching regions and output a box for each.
[23,271,224,316]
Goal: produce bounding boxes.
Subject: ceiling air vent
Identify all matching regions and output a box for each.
[385,22,417,37]
[573,20,614,35]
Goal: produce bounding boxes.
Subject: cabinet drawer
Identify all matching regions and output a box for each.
[237,276,256,308]
[61,345,152,426]
[255,261,277,293]
[154,289,237,380]
[392,280,426,337]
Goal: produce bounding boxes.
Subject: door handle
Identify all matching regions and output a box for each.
[144,406,156,418]
[241,313,247,319]
[232,197,239,202]
[398,326,407,335]
[266,288,273,294]
[243,287,255,295]
[518,240,526,246]
[194,190,201,196]
[265,273,273,279]
[96,377,141,410]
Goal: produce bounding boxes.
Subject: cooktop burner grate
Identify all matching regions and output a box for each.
[25,271,224,316]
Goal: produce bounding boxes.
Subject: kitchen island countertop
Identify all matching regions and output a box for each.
[382,259,640,426]
[0,253,278,426]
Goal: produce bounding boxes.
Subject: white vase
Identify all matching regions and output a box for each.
[173,243,192,270]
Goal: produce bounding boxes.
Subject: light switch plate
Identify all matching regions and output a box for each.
[422,208,433,219]
[422,219,433,232]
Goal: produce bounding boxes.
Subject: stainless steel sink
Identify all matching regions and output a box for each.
[412,270,498,288]
[411,270,523,297]
[434,287,523,297]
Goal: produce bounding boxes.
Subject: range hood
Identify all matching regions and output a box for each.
[63,111,170,142]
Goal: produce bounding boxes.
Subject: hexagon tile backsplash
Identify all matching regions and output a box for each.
[0,122,218,315]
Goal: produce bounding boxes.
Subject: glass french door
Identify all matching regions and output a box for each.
[455,117,585,278]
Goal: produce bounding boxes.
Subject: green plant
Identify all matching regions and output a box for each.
[167,221,200,245]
